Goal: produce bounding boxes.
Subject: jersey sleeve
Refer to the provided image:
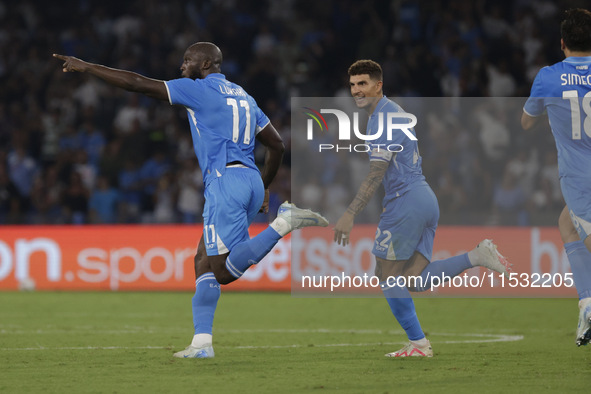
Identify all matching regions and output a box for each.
[164,78,202,107]
[254,105,270,134]
[369,145,394,162]
[523,67,547,117]
[367,114,409,162]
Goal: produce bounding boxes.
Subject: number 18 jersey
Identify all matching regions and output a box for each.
[524,56,591,181]
[165,73,270,187]
[525,56,591,240]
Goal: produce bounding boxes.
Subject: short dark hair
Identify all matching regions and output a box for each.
[561,8,591,52]
[348,60,383,81]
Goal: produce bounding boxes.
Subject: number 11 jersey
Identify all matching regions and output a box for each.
[165,73,270,187]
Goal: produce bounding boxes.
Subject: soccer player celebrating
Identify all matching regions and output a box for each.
[522,8,591,347]
[333,60,510,358]
[53,42,328,358]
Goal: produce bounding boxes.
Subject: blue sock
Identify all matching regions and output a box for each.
[565,241,591,300]
[225,226,282,279]
[414,253,472,292]
[192,273,221,335]
[380,280,424,341]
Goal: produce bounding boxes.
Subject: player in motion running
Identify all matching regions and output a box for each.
[522,8,591,347]
[53,42,328,358]
[333,60,510,358]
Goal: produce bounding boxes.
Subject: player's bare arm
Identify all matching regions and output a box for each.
[255,123,285,213]
[334,159,389,246]
[521,111,539,130]
[52,54,168,101]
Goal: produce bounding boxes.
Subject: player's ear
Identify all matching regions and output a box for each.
[376,80,383,92]
[202,59,211,70]
[560,38,566,51]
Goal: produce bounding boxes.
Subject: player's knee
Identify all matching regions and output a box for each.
[375,258,407,282]
[206,254,235,285]
[374,262,384,281]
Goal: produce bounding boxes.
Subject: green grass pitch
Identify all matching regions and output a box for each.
[1,292,589,393]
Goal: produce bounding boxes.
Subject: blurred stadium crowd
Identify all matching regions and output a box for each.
[0,0,583,225]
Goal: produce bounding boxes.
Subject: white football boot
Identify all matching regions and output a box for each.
[576,297,591,347]
[276,201,329,231]
[385,340,433,358]
[468,239,512,277]
[173,344,215,359]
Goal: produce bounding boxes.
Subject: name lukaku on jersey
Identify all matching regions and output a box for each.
[218,84,246,96]
[560,73,591,86]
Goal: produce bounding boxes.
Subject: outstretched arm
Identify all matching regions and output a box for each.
[255,123,285,213]
[53,54,168,101]
[334,159,389,246]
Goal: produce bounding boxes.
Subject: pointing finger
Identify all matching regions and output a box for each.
[53,54,66,60]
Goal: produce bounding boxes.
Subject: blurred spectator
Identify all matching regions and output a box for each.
[99,140,125,187]
[538,151,562,206]
[0,163,22,224]
[492,170,528,225]
[300,178,323,214]
[177,158,204,224]
[72,75,106,110]
[152,173,177,224]
[43,165,66,223]
[252,23,278,57]
[114,95,148,134]
[7,145,37,206]
[505,149,538,195]
[487,60,517,97]
[89,175,120,224]
[118,158,143,223]
[73,150,97,191]
[139,150,171,215]
[475,105,510,163]
[0,0,571,225]
[40,107,66,165]
[62,171,89,225]
[78,118,106,169]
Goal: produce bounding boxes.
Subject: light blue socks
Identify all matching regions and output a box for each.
[225,227,282,279]
[192,273,221,335]
[381,280,425,340]
[565,240,591,300]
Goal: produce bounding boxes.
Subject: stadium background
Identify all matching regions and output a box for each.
[1,2,589,393]
[1,0,586,227]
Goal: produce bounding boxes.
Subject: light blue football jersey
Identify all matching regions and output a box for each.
[165,73,270,186]
[366,96,427,202]
[524,56,591,181]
